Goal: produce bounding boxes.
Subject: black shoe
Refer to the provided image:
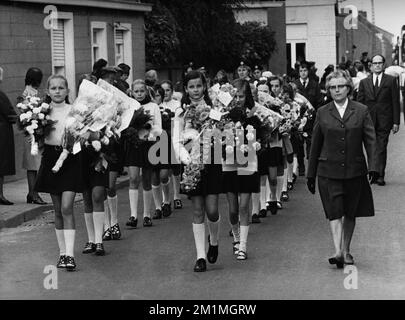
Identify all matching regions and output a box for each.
[287,182,294,191]
[266,201,271,211]
[232,241,240,255]
[269,201,278,215]
[0,197,13,205]
[207,238,219,264]
[27,194,47,205]
[162,203,172,217]
[229,229,233,237]
[65,256,76,271]
[153,209,162,220]
[251,214,261,224]
[143,217,153,227]
[281,191,289,202]
[292,173,297,184]
[95,243,105,256]
[110,223,121,240]
[277,201,283,210]
[56,255,67,268]
[102,228,112,241]
[174,199,183,209]
[82,242,96,254]
[258,209,267,218]
[126,217,138,228]
[193,258,207,272]
[377,177,386,186]
[328,255,344,269]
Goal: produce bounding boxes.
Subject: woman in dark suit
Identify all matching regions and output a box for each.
[0,67,17,205]
[307,70,378,268]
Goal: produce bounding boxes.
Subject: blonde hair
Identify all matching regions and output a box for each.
[132,79,146,90]
[46,74,69,89]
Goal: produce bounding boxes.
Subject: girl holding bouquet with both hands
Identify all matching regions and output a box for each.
[173,71,222,272]
[34,75,82,271]
[125,79,162,229]
[223,79,261,260]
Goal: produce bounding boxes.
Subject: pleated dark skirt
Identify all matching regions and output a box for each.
[318,175,375,220]
[258,146,284,175]
[124,141,155,168]
[108,139,125,173]
[182,164,223,197]
[35,144,83,194]
[81,149,109,189]
[222,171,260,194]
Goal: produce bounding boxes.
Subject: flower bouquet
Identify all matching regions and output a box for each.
[159,105,175,132]
[17,97,57,155]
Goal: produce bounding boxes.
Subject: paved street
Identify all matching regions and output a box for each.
[1,127,405,300]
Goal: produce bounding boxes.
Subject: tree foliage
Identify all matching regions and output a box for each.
[144,0,277,72]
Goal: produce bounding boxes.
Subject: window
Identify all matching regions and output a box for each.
[114,23,133,84]
[51,12,76,99]
[91,22,108,67]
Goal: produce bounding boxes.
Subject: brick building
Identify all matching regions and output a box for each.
[0,0,152,180]
[336,10,394,65]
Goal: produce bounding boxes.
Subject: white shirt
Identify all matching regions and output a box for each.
[373,73,383,87]
[301,78,308,88]
[45,103,72,146]
[334,98,348,118]
[161,99,181,114]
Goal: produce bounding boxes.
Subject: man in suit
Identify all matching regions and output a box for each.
[357,54,400,186]
[294,61,323,175]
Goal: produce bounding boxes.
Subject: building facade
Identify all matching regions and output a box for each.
[0,0,152,180]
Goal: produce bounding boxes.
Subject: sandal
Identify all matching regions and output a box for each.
[237,250,247,260]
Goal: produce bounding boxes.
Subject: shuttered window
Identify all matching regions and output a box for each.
[52,20,65,67]
[115,29,124,65]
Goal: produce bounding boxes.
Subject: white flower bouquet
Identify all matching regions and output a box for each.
[17,97,57,155]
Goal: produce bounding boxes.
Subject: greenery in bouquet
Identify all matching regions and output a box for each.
[16,96,57,155]
[122,108,153,148]
[159,106,175,132]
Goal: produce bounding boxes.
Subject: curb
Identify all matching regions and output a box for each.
[0,177,129,229]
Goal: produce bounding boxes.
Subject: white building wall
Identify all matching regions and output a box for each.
[286,0,336,77]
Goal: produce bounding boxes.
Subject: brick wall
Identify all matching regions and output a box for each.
[0,2,147,181]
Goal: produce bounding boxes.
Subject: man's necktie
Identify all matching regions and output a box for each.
[374,76,379,94]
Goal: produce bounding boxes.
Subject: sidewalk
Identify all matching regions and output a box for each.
[0,175,129,229]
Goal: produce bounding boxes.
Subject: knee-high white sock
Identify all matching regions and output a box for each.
[93,211,105,244]
[192,223,206,260]
[84,212,95,243]
[173,174,181,200]
[162,180,171,204]
[282,169,288,192]
[231,223,240,243]
[143,189,153,218]
[287,162,293,183]
[129,189,138,219]
[251,192,260,216]
[276,176,283,201]
[151,184,163,210]
[55,229,66,256]
[207,217,220,246]
[108,195,118,226]
[293,156,298,176]
[239,225,249,252]
[63,229,76,257]
[266,179,271,202]
[260,177,267,210]
[104,200,111,231]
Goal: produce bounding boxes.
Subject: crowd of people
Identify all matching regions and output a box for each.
[0,52,402,272]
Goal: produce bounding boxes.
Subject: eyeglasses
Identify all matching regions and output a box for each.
[329,85,348,91]
[371,62,384,65]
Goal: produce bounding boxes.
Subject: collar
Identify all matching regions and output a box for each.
[333,98,348,110]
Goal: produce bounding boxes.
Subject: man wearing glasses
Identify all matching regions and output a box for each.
[358,54,400,186]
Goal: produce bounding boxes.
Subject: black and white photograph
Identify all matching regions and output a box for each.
[1,0,405,308]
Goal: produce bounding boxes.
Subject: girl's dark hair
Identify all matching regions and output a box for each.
[160,80,173,91]
[180,70,212,106]
[282,83,295,100]
[25,67,43,88]
[256,79,269,88]
[214,69,229,85]
[92,59,108,80]
[153,84,165,102]
[232,78,255,110]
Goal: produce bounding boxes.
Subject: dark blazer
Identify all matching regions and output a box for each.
[357,73,400,128]
[307,100,377,180]
[294,78,323,109]
[0,90,16,176]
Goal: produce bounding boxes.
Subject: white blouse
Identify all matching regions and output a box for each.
[45,103,72,146]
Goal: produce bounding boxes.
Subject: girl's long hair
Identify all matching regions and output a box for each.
[180,70,212,107]
[232,78,255,110]
[44,74,70,104]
